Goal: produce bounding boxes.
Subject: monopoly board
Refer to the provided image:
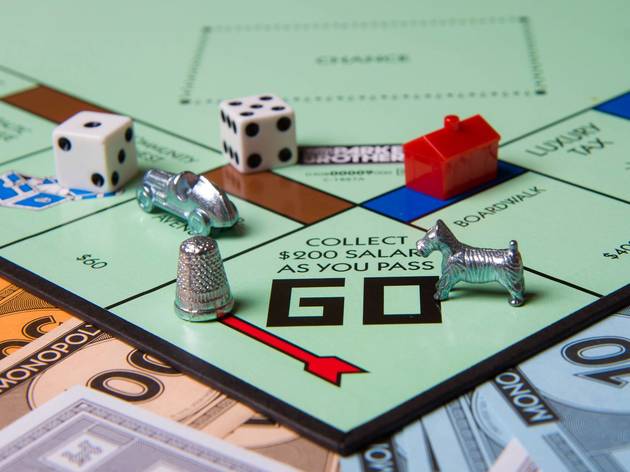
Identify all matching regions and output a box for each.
[1,0,630,454]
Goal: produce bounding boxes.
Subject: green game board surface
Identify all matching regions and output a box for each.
[1,0,629,453]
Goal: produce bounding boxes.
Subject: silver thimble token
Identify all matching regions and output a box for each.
[174,236,234,321]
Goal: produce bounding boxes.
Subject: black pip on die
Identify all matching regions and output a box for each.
[219,94,297,173]
[53,111,138,192]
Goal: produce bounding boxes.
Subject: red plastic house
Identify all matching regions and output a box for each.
[404,114,500,200]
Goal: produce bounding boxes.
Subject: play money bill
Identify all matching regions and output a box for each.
[0,317,252,437]
[0,276,73,359]
[0,385,296,471]
[340,422,434,472]
[1,283,339,471]
[424,305,630,471]
[422,394,505,471]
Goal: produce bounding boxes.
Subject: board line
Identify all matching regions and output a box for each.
[359,199,606,299]
[0,188,308,252]
[523,267,603,298]
[106,206,356,311]
[134,117,221,155]
[221,205,355,261]
[0,64,38,84]
[104,225,310,310]
[0,198,136,250]
[0,146,51,167]
[0,63,220,156]
[523,169,630,206]
[500,88,630,147]
[105,279,176,310]
[0,161,350,252]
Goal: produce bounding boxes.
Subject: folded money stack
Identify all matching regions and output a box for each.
[0,277,337,472]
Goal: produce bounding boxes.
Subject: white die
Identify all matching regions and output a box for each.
[53,111,138,192]
[219,94,297,174]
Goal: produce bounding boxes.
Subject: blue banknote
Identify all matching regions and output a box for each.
[422,394,506,471]
[343,306,630,471]
[340,422,435,472]
[423,305,630,471]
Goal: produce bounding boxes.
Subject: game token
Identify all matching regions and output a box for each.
[404,114,500,200]
[137,169,240,236]
[416,220,525,306]
[174,235,234,321]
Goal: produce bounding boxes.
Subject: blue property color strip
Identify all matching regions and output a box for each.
[363,161,526,222]
[595,92,630,120]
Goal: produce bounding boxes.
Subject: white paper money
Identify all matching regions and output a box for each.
[0,385,296,471]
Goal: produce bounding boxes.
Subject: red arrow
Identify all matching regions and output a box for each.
[218,314,366,386]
